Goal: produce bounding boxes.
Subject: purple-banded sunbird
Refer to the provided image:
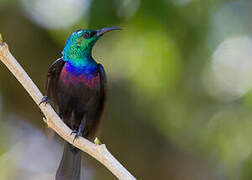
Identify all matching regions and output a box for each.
[41,27,121,180]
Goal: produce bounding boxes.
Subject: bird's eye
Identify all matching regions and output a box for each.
[82,32,91,39]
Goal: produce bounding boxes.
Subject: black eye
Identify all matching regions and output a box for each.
[82,32,91,39]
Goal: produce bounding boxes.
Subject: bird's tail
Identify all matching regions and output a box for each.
[56,142,81,180]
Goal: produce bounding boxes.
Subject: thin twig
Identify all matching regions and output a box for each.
[0,39,136,180]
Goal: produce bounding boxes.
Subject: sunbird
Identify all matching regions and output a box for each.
[41,27,121,180]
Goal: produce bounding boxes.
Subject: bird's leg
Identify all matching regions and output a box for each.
[73,115,87,142]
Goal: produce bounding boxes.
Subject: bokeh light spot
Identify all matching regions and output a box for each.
[21,0,90,29]
[115,0,141,19]
[204,36,252,101]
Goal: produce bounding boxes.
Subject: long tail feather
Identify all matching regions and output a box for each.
[56,142,81,180]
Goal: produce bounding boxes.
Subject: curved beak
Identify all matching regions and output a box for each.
[96,27,122,36]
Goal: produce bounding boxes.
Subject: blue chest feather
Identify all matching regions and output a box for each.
[64,62,97,79]
[60,62,100,89]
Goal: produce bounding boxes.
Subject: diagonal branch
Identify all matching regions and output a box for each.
[0,39,136,180]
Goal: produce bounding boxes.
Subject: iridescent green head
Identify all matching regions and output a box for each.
[62,27,121,66]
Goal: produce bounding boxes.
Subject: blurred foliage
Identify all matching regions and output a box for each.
[1,0,252,180]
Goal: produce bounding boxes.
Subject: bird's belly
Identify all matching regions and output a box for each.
[57,66,101,115]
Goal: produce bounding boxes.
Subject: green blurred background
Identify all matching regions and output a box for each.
[1,0,252,179]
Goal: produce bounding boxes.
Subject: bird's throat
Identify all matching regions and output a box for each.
[63,57,97,77]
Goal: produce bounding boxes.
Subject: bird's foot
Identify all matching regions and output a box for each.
[39,96,60,121]
[39,96,52,106]
[94,137,102,145]
[71,130,81,143]
[70,130,77,136]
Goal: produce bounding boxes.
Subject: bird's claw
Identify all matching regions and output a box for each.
[71,130,81,143]
[70,130,77,136]
[39,96,54,122]
[39,96,51,106]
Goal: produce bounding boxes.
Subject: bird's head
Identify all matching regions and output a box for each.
[62,27,121,62]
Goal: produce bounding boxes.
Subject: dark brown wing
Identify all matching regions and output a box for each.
[88,63,106,138]
[97,63,106,107]
[45,58,65,108]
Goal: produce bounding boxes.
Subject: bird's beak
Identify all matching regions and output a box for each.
[96,27,122,36]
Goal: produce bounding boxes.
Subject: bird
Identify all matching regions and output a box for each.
[40,27,121,180]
